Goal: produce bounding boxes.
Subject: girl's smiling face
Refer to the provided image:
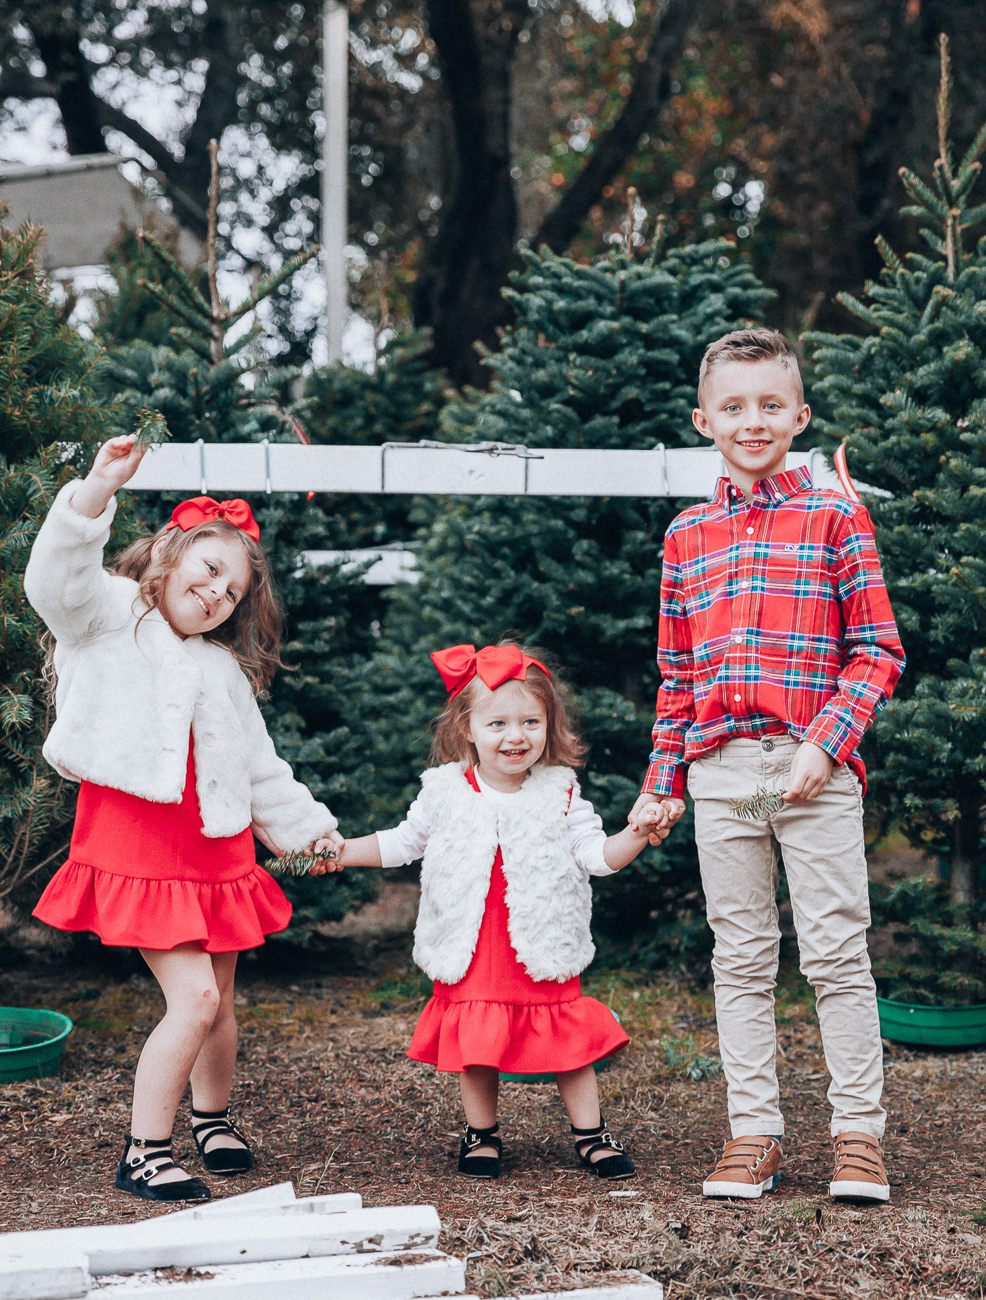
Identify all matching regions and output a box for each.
[468,679,548,791]
[156,534,252,638]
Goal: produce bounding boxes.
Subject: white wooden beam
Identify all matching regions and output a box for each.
[1,1206,439,1279]
[89,1248,462,1300]
[127,441,851,500]
[0,1245,89,1300]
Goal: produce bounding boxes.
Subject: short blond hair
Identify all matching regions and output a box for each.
[697,328,803,407]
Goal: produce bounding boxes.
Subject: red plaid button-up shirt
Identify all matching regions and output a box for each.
[643,467,905,799]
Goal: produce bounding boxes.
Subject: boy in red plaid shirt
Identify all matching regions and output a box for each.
[627,329,904,1202]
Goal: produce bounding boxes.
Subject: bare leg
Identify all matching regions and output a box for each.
[133,943,221,1185]
[556,1065,612,1164]
[188,952,242,1152]
[458,1065,500,1156]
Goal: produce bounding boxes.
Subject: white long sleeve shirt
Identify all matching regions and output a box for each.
[377,769,616,876]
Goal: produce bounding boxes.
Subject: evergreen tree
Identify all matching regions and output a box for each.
[809,35,986,920]
[0,213,141,910]
[806,37,986,1005]
[361,238,773,971]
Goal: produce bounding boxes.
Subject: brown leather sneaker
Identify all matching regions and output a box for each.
[829,1131,890,1201]
[702,1135,783,1199]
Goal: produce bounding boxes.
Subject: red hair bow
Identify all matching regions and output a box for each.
[166,496,260,543]
[431,643,550,699]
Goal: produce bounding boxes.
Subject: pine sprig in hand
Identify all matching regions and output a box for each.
[266,847,339,876]
[132,407,170,448]
[729,787,787,821]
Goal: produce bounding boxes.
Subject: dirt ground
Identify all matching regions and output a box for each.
[2,958,985,1299]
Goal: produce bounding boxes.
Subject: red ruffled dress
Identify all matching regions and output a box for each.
[407,769,629,1074]
[33,736,291,952]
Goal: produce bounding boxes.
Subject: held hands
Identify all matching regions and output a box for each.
[627,792,686,845]
[782,741,834,804]
[305,830,346,874]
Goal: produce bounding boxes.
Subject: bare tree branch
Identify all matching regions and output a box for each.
[535,0,709,253]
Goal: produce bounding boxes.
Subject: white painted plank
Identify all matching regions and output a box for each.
[0,1246,89,1300]
[165,1180,297,1218]
[382,444,529,495]
[514,1287,663,1300]
[0,1191,363,1259]
[125,441,863,501]
[89,1248,462,1299]
[169,1188,361,1221]
[269,443,383,493]
[83,1204,439,1275]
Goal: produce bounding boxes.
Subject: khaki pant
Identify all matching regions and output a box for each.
[688,736,885,1140]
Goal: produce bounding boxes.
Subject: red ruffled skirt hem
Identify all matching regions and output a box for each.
[407,993,629,1074]
[32,860,292,953]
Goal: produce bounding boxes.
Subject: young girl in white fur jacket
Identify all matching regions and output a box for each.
[25,436,343,1203]
[314,641,671,1181]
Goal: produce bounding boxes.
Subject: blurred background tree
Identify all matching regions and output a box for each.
[808,36,986,1004]
[4,0,986,382]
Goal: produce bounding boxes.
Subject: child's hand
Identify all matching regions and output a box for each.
[630,801,670,839]
[627,793,686,844]
[72,436,148,519]
[782,742,834,804]
[90,435,148,491]
[306,830,346,874]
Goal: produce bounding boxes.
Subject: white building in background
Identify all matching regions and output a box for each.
[0,153,201,270]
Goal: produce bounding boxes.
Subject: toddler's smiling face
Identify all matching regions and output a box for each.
[468,679,547,792]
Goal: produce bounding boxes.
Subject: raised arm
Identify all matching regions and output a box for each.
[23,436,146,643]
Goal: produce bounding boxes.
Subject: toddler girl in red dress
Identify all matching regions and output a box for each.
[315,642,670,1180]
[25,436,342,1203]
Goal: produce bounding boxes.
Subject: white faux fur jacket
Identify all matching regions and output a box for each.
[23,481,337,854]
[408,762,596,985]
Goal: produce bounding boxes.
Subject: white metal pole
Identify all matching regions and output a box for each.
[322,0,348,363]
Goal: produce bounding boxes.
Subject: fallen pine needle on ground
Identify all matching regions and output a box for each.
[2,962,985,1299]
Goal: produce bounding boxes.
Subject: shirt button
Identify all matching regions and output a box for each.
[740,581,749,589]
[733,694,742,703]
[733,636,742,644]
[203,734,215,747]
[761,739,775,752]
[746,527,754,535]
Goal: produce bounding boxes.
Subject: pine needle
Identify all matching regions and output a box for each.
[729,786,786,820]
[265,847,339,876]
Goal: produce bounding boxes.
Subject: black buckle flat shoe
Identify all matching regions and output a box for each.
[115,1134,211,1201]
[458,1122,502,1179]
[572,1117,636,1181]
[191,1106,254,1174]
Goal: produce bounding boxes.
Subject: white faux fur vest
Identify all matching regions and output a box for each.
[412,762,595,985]
[23,481,337,853]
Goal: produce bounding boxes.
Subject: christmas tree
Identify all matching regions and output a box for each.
[808,37,986,999]
[0,211,141,914]
[366,238,773,970]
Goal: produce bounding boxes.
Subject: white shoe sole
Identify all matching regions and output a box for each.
[829,1180,890,1201]
[702,1173,780,1198]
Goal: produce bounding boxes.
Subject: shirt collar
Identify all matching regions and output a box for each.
[712,465,813,510]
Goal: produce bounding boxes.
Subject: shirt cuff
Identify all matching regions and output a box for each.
[802,711,859,766]
[642,760,687,799]
[374,828,407,869]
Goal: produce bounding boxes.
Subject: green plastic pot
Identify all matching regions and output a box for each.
[876,995,986,1048]
[0,1007,73,1082]
[500,1009,623,1084]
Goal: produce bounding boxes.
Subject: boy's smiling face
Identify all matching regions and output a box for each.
[692,357,810,497]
